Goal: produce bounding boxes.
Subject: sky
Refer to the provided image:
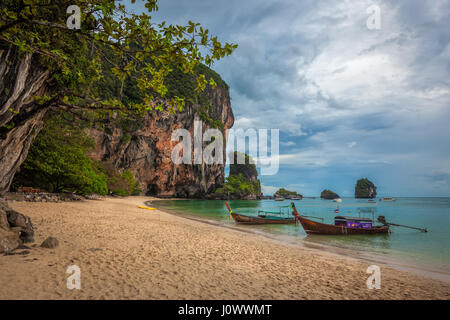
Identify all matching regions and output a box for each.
[125,0,450,197]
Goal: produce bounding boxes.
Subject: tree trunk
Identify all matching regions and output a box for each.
[0,45,55,194]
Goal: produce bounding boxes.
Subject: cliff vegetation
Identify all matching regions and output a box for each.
[212,152,261,200]
[274,188,302,199]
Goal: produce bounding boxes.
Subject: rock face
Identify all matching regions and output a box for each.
[87,86,234,198]
[355,178,377,199]
[320,189,340,200]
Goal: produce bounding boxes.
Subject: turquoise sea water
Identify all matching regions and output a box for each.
[153,198,450,274]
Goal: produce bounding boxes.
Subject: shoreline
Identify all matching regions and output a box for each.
[1,196,449,299]
[150,200,450,284]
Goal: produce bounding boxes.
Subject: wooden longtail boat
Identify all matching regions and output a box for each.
[225,202,296,225]
[291,202,390,235]
[296,215,389,235]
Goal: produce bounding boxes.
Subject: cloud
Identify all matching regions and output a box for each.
[127,0,450,196]
[347,141,357,148]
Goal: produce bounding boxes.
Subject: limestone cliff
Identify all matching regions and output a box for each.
[86,86,234,198]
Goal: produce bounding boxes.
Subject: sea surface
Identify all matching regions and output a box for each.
[153,197,450,276]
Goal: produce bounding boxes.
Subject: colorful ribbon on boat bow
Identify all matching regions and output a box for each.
[224,202,232,220]
[291,202,299,225]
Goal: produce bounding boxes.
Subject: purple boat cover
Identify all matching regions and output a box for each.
[345,221,372,229]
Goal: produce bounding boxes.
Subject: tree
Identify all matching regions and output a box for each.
[14,114,109,194]
[0,0,237,193]
[97,161,141,196]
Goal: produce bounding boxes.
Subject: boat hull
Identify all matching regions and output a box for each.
[298,215,389,235]
[231,213,295,225]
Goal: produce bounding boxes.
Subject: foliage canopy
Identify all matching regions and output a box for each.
[214,152,261,198]
[0,0,237,117]
[15,114,109,194]
[214,174,261,198]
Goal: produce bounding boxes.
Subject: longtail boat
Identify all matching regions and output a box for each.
[380,197,396,202]
[224,202,296,225]
[291,202,390,235]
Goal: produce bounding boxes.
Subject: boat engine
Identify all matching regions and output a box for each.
[377,215,387,225]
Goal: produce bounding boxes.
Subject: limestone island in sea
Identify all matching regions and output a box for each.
[355,178,377,199]
[320,189,340,200]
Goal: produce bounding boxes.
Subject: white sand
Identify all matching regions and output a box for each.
[1,196,449,299]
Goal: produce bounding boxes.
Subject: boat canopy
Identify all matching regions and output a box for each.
[334,216,373,229]
[334,216,373,222]
[258,205,293,218]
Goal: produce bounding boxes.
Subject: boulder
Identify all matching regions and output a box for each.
[0,197,34,244]
[40,237,59,249]
[0,199,10,230]
[0,199,23,253]
[0,228,21,254]
[6,208,34,243]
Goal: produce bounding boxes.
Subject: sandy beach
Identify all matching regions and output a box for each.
[1,196,449,300]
